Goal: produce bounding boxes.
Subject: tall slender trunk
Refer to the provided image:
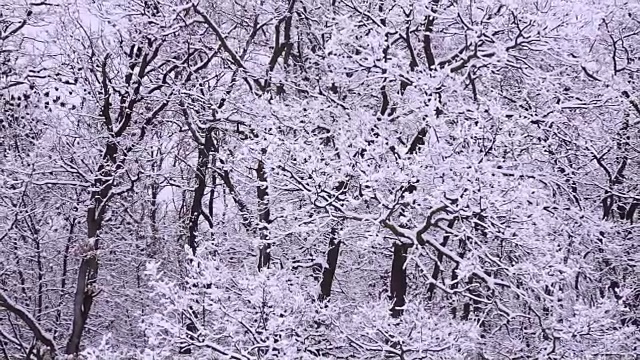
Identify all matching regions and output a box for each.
[179,130,215,354]
[256,154,271,271]
[54,218,74,338]
[66,141,118,355]
[602,113,629,220]
[318,226,341,301]
[451,235,468,319]
[186,131,215,255]
[65,38,168,355]
[390,243,409,318]
[148,148,161,258]
[28,215,44,320]
[426,218,456,301]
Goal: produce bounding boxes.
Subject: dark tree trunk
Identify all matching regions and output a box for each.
[627,201,639,223]
[461,301,471,321]
[179,131,215,355]
[602,113,629,220]
[149,179,160,256]
[174,130,217,356]
[390,243,409,318]
[450,264,459,319]
[53,217,74,338]
[426,218,456,300]
[186,130,214,255]
[66,42,164,353]
[178,312,199,355]
[460,277,483,322]
[423,0,440,69]
[258,243,271,270]
[256,155,271,271]
[66,140,118,355]
[451,235,468,319]
[219,159,253,230]
[407,127,427,155]
[318,226,341,301]
[469,279,483,322]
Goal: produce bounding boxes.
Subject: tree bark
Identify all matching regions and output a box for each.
[426,218,456,300]
[186,130,214,255]
[390,243,409,318]
[451,235,468,319]
[318,226,341,301]
[256,154,271,271]
[65,41,163,352]
[66,140,118,355]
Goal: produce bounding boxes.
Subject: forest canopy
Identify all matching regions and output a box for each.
[0,0,639,358]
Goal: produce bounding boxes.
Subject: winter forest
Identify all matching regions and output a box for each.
[1,0,640,358]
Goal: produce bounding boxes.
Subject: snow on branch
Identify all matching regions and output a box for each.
[0,289,56,355]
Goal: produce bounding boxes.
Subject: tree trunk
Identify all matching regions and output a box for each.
[318,226,341,301]
[426,218,456,300]
[66,141,118,355]
[451,234,468,319]
[179,131,215,354]
[66,218,100,354]
[390,243,409,318]
[256,155,271,271]
[186,130,214,255]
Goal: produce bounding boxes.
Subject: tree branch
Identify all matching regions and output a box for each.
[0,290,56,355]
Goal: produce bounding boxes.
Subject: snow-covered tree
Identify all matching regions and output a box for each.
[0,0,638,359]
